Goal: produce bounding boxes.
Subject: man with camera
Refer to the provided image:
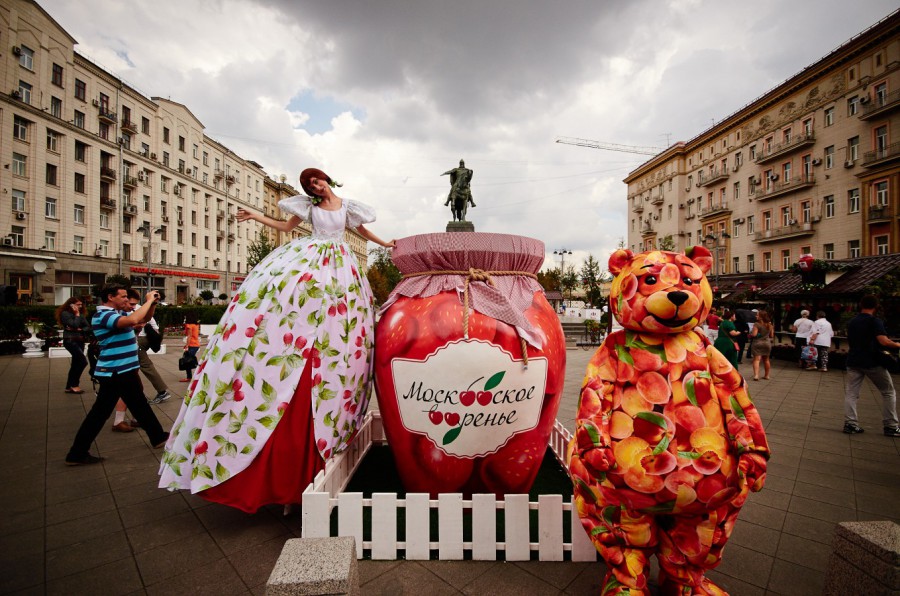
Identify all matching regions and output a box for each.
[65,285,169,465]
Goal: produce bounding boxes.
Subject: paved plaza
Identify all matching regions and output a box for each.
[1,340,898,595]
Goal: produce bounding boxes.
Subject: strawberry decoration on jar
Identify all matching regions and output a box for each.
[375,233,566,497]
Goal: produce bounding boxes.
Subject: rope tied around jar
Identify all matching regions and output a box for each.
[401,267,538,367]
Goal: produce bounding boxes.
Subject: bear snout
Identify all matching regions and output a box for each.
[667,291,690,307]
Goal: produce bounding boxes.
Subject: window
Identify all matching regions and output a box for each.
[18,45,34,69]
[12,189,26,211]
[191,232,197,247]
[202,172,208,184]
[763,211,771,231]
[825,195,835,218]
[74,110,85,129]
[782,128,792,143]
[163,151,170,167]
[10,226,24,247]
[748,254,755,272]
[73,235,84,254]
[99,122,109,140]
[781,206,791,227]
[141,117,150,134]
[875,125,888,157]
[848,136,859,162]
[18,80,32,103]
[46,164,58,186]
[848,96,859,116]
[75,141,86,162]
[99,239,109,257]
[824,146,834,169]
[783,161,791,182]
[732,220,741,238]
[848,240,861,258]
[45,197,57,218]
[176,229,183,244]
[875,181,888,206]
[74,173,85,193]
[802,154,812,178]
[749,145,756,160]
[99,211,109,228]
[782,249,791,270]
[763,252,772,272]
[121,133,131,150]
[74,78,86,101]
[13,117,28,141]
[202,151,208,166]
[44,230,56,251]
[875,236,889,255]
[179,136,186,152]
[143,194,150,211]
[193,144,199,159]
[848,188,860,213]
[47,130,60,152]
[74,204,85,224]
[178,159,186,174]
[824,243,834,259]
[52,63,64,86]
[12,153,27,177]
[50,96,62,118]
[824,107,834,126]
[803,118,813,135]
[747,215,755,234]
[801,200,811,223]
[875,82,887,106]
[733,181,740,200]
[732,257,740,274]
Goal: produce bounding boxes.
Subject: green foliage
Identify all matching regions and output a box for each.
[580,254,605,308]
[560,264,579,303]
[861,269,900,297]
[657,235,676,251]
[91,273,132,298]
[537,268,561,292]
[366,247,401,305]
[199,290,215,303]
[247,230,277,270]
[154,305,227,329]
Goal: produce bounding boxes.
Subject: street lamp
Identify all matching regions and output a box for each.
[553,249,573,307]
[136,225,164,292]
[704,232,731,290]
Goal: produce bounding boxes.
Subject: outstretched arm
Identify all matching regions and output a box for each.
[236,209,301,233]
[355,224,395,248]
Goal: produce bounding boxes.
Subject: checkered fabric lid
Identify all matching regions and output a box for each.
[379,233,546,348]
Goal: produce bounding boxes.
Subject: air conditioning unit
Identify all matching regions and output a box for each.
[162,215,169,223]
[687,198,695,204]
[751,177,761,185]
[859,96,870,104]
[138,171,146,182]
[173,185,181,196]
[844,160,855,168]
[92,99,100,107]
[213,258,220,266]
[14,212,26,220]
[1,238,12,246]
[12,46,22,56]
[94,249,102,257]
[125,205,138,214]
[769,174,779,181]
[732,164,740,172]
[10,90,21,100]
[150,153,157,160]
[177,218,184,226]
[789,219,798,225]
[811,158,822,166]
[679,203,685,209]
[652,214,659,220]
[735,218,745,224]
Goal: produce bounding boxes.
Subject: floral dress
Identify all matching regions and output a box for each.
[159,196,375,510]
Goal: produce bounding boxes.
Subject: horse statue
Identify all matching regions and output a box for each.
[442,159,476,222]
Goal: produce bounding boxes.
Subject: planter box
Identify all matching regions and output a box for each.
[301,412,597,562]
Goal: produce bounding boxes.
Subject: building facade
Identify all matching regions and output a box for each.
[0,0,367,305]
[624,11,900,291]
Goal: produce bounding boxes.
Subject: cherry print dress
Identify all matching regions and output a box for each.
[159,196,375,512]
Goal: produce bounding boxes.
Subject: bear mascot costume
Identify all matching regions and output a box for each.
[567,247,769,596]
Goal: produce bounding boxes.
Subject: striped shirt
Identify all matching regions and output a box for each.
[91,306,139,376]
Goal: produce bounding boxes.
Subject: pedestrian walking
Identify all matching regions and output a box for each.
[790,309,815,368]
[808,311,834,372]
[111,290,146,433]
[56,296,89,394]
[180,313,200,382]
[135,297,171,404]
[706,306,721,341]
[842,295,900,437]
[65,285,169,465]
[713,309,741,368]
[750,310,775,381]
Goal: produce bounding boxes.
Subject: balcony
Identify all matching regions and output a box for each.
[633,202,645,214]
[214,169,224,179]
[217,230,225,239]
[754,132,816,164]
[862,142,900,168]
[860,90,900,120]
[698,202,732,221]
[100,197,116,210]
[98,108,117,124]
[121,119,138,133]
[867,205,891,222]
[225,175,236,185]
[100,166,117,181]
[649,193,664,206]
[698,168,729,187]
[753,219,818,243]
[217,209,225,218]
[751,175,816,202]
[123,175,138,189]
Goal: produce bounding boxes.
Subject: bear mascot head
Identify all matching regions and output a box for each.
[568,247,769,596]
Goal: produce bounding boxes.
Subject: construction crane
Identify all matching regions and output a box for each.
[555,136,665,156]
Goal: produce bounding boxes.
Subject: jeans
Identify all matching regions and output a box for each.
[67,370,168,460]
[844,366,899,428]
[63,340,87,389]
[137,336,168,393]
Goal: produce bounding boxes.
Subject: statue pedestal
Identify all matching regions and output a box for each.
[446,221,475,233]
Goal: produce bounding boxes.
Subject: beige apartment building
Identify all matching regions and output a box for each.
[0,0,367,305]
[625,10,900,292]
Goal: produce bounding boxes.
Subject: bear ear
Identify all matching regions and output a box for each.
[685,245,713,274]
[608,249,634,275]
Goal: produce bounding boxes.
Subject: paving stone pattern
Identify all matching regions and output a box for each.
[0,341,897,594]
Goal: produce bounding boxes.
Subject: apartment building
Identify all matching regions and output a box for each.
[624,10,900,291]
[0,0,367,305]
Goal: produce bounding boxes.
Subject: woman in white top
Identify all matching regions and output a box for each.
[808,311,835,372]
[791,309,815,368]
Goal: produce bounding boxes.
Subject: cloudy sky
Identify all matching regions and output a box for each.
[42,0,897,272]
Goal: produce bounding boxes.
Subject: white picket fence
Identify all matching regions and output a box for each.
[301,412,598,562]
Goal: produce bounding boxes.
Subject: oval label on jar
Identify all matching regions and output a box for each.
[390,339,548,458]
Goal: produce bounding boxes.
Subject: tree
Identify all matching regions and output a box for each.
[537,268,561,292]
[91,274,131,299]
[199,289,214,304]
[559,264,579,306]
[580,254,605,308]
[658,234,676,251]
[366,247,401,305]
[247,230,277,270]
